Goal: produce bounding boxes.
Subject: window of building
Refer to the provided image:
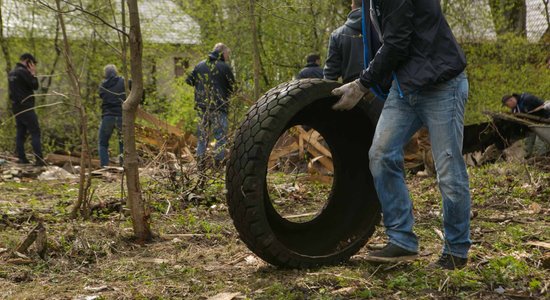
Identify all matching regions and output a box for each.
[174,57,189,78]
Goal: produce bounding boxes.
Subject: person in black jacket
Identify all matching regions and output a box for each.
[332,0,470,270]
[502,93,550,118]
[324,0,364,83]
[8,53,44,165]
[296,54,323,79]
[502,93,549,157]
[186,43,235,167]
[98,64,126,167]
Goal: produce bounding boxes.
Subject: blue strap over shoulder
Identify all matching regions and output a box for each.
[361,0,404,100]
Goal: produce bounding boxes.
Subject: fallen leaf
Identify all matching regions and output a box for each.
[140,258,170,264]
[244,255,258,265]
[528,202,542,214]
[84,285,112,293]
[207,292,241,300]
[331,287,356,295]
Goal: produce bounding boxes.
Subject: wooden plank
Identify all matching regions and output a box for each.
[268,142,300,168]
[45,153,101,168]
[515,113,550,125]
[297,127,332,158]
[137,107,185,136]
[304,146,334,172]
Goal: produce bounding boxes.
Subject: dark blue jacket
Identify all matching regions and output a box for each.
[297,63,324,79]
[324,9,365,83]
[360,0,466,94]
[99,76,126,117]
[8,63,39,114]
[186,51,235,113]
[512,93,550,118]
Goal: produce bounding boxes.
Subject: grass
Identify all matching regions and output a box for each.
[0,161,548,299]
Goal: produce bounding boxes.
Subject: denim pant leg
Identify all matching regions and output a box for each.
[213,111,228,162]
[196,110,210,160]
[369,87,423,253]
[98,116,116,167]
[417,73,471,258]
[15,115,28,161]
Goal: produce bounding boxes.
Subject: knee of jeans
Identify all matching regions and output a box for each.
[369,146,398,175]
[436,151,469,195]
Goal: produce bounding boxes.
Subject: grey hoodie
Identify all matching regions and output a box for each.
[323,9,364,83]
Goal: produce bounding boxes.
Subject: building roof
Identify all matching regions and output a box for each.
[1,0,200,45]
[526,0,549,41]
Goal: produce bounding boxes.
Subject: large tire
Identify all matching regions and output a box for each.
[226,79,382,268]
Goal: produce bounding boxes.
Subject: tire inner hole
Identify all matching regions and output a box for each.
[266,125,334,224]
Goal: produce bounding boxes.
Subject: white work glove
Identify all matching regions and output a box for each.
[331,79,370,111]
[544,101,550,111]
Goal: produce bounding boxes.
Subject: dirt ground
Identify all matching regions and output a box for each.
[0,160,549,299]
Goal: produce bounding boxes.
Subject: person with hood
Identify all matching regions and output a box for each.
[186,43,235,167]
[324,0,364,83]
[331,0,470,270]
[296,54,324,79]
[8,53,44,165]
[98,64,126,167]
[502,93,549,157]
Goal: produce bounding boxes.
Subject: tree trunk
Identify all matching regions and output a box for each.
[542,0,550,43]
[249,0,261,100]
[54,0,93,219]
[489,0,527,37]
[124,0,153,243]
[0,0,12,75]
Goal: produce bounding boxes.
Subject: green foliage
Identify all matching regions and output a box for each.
[463,35,550,124]
[262,282,305,300]
[162,77,197,132]
[481,256,530,285]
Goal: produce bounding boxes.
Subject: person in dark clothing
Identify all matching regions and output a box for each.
[98,64,126,167]
[502,93,550,118]
[186,43,235,167]
[8,53,44,165]
[502,93,549,157]
[324,0,364,83]
[296,54,323,79]
[332,0,470,270]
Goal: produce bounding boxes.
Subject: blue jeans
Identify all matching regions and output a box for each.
[15,110,43,163]
[369,72,471,258]
[196,110,228,162]
[98,115,123,167]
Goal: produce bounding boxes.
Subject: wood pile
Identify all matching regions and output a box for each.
[268,126,428,182]
[135,108,197,162]
[268,126,334,184]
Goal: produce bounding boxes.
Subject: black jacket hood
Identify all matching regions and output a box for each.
[208,50,224,62]
[102,76,121,89]
[345,8,362,32]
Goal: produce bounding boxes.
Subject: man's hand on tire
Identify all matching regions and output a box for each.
[331,79,370,111]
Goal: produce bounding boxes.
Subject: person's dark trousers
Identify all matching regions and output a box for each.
[98,115,123,167]
[15,110,43,164]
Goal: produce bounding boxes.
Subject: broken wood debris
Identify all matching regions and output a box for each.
[45,153,101,168]
[135,108,197,162]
